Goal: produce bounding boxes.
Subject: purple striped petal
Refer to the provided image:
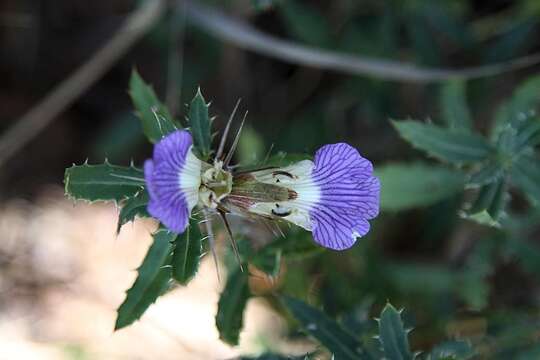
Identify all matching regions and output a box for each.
[144,130,201,234]
[310,143,380,250]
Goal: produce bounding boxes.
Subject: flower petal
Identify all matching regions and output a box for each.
[310,143,380,250]
[144,130,202,234]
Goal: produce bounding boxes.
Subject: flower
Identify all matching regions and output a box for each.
[144,130,203,234]
[144,130,380,251]
[228,143,380,250]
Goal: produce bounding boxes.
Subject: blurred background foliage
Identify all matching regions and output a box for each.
[2,0,540,358]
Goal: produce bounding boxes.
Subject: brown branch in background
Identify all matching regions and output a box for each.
[183,0,540,82]
[0,0,166,168]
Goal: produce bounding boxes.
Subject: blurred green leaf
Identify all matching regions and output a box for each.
[129,70,179,143]
[392,120,493,163]
[282,296,369,360]
[468,161,504,187]
[429,340,475,359]
[467,178,507,225]
[494,76,540,137]
[378,303,413,360]
[440,80,473,132]
[510,154,540,205]
[117,190,149,234]
[64,162,144,202]
[377,163,465,211]
[115,229,174,330]
[238,126,265,166]
[278,0,332,48]
[172,219,202,285]
[91,113,144,161]
[251,0,278,12]
[514,117,540,151]
[406,14,441,66]
[216,268,250,345]
[188,88,212,160]
[484,20,536,62]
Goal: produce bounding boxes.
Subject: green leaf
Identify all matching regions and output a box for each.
[511,155,540,205]
[117,190,149,234]
[463,178,507,227]
[392,120,493,164]
[429,340,474,359]
[278,0,332,48]
[514,117,540,151]
[172,219,202,285]
[187,88,212,160]
[378,303,413,360]
[282,296,369,360]
[115,229,175,330]
[376,163,465,211]
[440,80,473,132]
[129,70,180,143]
[64,162,145,202]
[467,161,504,187]
[216,268,251,345]
[494,75,540,138]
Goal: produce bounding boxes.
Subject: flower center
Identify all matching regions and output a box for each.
[199,161,233,208]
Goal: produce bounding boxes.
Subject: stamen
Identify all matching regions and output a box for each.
[223,110,248,167]
[216,98,242,160]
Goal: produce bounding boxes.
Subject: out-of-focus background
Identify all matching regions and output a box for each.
[1,0,540,359]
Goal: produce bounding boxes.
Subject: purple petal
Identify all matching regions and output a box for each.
[309,143,380,250]
[144,130,194,234]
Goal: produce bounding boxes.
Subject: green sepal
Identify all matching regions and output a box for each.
[117,190,150,234]
[282,296,370,360]
[392,120,493,164]
[376,163,465,211]
[64,161,145,202]
[216,267,251,345]
[187,88,212,161]
[114,228,175,330]
[171,218,203,285]
[129,70,180,143]
[378,303,414,360]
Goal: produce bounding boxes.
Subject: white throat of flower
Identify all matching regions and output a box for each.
[248,160,321,231]
[179,146,203,212]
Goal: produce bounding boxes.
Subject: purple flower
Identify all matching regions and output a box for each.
[233,143,380,250]
[144,130,202,234]
[144,129,379,250]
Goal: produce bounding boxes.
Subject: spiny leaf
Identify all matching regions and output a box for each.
[376,163,465,211]
[129,70,180,143]
[64,162,144,202]
[511,154,540,205]
[115,229,175,330]
[172,219,202,285]
[282,296,370,360]
[392,120,493,164]
[187,88,212,161]
[440,79,473,132]
[117,190,150,234]
[216,267,251,345]
[378,303,414,360]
